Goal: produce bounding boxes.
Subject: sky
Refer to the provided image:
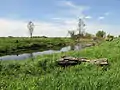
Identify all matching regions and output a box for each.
[0,0,120,37]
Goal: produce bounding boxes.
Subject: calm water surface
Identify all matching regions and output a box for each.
[0,44,83,61]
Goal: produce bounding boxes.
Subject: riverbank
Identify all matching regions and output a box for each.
[1,38,120,90]
[0,37,73,56]
[0,37,95,56]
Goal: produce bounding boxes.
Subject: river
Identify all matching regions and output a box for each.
[0,44,84,61]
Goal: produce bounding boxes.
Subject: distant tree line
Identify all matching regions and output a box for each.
[68,29,116,41]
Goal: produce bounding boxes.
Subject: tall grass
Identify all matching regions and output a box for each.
[1,38,120,90]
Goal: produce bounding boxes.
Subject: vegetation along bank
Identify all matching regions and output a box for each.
[0,37,73,56]
[1,38,120,90]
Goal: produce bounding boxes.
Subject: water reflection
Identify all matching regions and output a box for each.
[70,43,82,51]
[0,44,83,61]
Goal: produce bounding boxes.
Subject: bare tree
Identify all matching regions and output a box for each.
[27,21,35,38]
[78,18,85,37]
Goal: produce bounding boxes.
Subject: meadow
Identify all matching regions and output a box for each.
[1,38,120,90]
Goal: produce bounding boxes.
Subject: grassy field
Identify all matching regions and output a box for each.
[0,37,73,56]
[0,38,120,90]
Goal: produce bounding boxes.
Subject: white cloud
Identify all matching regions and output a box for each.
[97,12,110,20]
[0,18,27,36]
[0,18,77,37]
[59,1,90,18]
[52,18,62,20]
[84,16,92,19]
[62,1,76,8]
[98,16,105,20]
[62,1,89,10]
[86,22,120,36]
[0,18,120,37]
[104,12,110,16]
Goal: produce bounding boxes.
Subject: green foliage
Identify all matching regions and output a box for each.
[84,33,93,39]
[106,34,114,41]
[107,34,114,38]
[1,38,120,89]
[68,30,76,39]
[96,30,106,38]
[118,35,120,38]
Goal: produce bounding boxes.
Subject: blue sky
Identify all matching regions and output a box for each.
[0,0,120,37]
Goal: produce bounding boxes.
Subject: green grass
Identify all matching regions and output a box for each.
[1,38,119,90]
[0,37,73,56]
